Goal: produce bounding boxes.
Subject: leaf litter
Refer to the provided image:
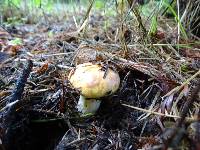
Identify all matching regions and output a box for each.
[0,1,200,150]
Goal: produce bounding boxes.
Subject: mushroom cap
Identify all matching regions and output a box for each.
[68,63,120,98]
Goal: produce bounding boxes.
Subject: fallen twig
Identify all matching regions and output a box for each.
[14,58,72,69]
[162,70,200,98]
[9,59,33,103]
[163,80,200,149]
[97,51,165,79]
[0,100,19,112]
[122,103,196,123]
[1,59,33,150]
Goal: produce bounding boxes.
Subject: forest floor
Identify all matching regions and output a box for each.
[0,1,200,150]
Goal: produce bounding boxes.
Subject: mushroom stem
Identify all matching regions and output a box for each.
[77,95,101,114]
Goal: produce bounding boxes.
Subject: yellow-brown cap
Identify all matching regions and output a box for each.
[68,63,120,98]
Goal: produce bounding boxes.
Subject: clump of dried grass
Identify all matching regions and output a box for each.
[183,0,200,38]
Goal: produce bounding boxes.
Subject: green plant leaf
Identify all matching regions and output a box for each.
[33,0,41,7]
[148,15,157,35]
[163,0,188,39]
[95,0,104,10]
[9,38,22,45]
[12,0,21,6]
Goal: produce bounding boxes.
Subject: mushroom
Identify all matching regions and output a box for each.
[68,63,120,114]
